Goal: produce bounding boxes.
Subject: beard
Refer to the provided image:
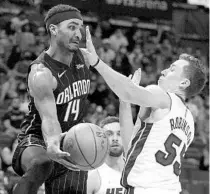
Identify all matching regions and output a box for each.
[57,38,79,53]
[109,146,123,157]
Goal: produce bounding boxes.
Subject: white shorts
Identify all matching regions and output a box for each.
[125,187,180,194]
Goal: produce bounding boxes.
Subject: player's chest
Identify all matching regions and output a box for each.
[139,107,170,123]
[52,68,90,105]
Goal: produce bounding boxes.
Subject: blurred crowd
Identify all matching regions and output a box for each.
[0,8,209,194]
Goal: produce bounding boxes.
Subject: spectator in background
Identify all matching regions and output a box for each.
[199,142,209,171]
[13,51,33,80]
[0,30,13,62]
[0,171,8,194]
[35,26,48,45]
[1,138,18,173]
[112,45,131,77]
[0,47,7,75]
[1,137,19,194]
[88,76,110,108]
[16,23,35,52]
[2,97,25,138]
[92,25,103,51]
[98,39,115,65]
[10,11,29,33]
[6,46,21,70]
[0,75,18,105]
[128,44,143,72]
[109,29,128,52]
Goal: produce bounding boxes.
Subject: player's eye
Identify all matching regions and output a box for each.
[68,25,76,31]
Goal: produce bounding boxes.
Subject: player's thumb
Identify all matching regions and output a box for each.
[86,26,96,54]
[80,48,90,56]
[128,74,133,80]
[58,149,71,157]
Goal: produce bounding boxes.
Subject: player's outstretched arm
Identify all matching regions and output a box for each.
[81,26,170,109]
[87,170,101,194]
[119,100,133,153]
[119,71,141,152]
[28,64,79,170]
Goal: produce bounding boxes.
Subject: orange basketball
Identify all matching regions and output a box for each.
[62,123,109,171]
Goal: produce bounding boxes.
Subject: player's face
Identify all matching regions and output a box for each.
[12,98,20,109]
[158,59,190,92]
[104,122,123,157]
[56,19,83,52]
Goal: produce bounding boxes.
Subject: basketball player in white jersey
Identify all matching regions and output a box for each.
[81,26,207,194]
[87,117,125,194]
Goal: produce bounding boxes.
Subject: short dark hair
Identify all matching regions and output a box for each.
[44,4,80,23]
[179,53,207,98]
[100,117,119,128]
[44,4,80,35]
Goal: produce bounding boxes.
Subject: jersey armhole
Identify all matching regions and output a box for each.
[95,170,102,194]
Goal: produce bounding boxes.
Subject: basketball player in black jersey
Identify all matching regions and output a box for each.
[12,4,91,194]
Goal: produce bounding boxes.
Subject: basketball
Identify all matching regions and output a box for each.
[62,123,109,171]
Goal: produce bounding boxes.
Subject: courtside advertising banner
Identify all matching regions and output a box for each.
[101,0,172,20]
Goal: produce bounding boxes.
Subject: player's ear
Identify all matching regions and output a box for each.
[180,78,190,90]
[49,24,58,36]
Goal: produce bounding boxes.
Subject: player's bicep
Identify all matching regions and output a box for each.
[28,64,56,100]
[28,64,57,119]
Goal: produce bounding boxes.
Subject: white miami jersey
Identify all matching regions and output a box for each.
[96,163,125,194]
[121,93,195,192]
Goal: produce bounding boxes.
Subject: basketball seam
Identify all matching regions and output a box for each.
[74,127,95,169]
[94,134,109,168]
[89,125,97,165]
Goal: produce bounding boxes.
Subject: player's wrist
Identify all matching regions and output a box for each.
[46,136,60,147]
[92,57,100,68]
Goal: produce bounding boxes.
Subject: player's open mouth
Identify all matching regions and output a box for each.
[71,40,79,44]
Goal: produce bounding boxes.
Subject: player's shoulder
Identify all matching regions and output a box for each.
[145,85,165,94]
[146,85,171,109]
[28,62,56,95]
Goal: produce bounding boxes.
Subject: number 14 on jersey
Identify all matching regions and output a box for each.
[64,99,80,121]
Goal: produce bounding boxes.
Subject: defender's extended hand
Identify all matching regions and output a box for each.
[80,26,99,66]
[130,68,141,86]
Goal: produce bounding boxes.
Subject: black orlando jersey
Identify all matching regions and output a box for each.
[20,50,90,137]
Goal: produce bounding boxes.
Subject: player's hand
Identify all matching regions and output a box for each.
[120,68,141,104]
[80,26,99,67]
[130,68,141,86]
[46,133,80,171]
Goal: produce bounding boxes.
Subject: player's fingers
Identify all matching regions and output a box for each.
[86,26,95,52]
[58,150,71,157]
[138,68,141,76]
[128,74,132,79]
[86,26,91,42]
[60,132,67,139]
[59,159,80,171]
[80,48,90,55]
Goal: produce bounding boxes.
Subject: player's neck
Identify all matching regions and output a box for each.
[105,155,124,172]
[46,45,74,67]
[173,90,186,101]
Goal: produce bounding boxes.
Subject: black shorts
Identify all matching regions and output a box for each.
[12,134,88,194]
